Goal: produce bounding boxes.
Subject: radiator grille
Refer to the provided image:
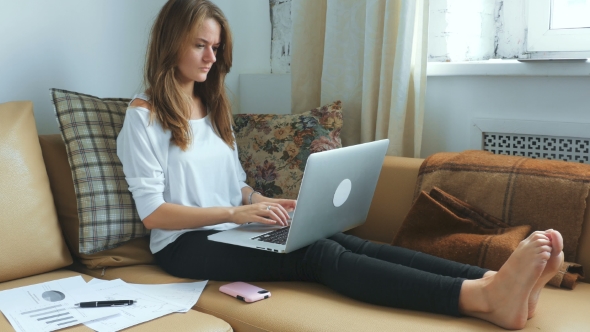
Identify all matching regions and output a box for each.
[483,133,590,163]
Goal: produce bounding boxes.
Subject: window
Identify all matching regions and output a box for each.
[428,0,590,62]
[527,0,590,56]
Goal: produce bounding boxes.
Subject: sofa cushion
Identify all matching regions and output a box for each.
[347,156,424,243]
[0,101,72,283]
[68,263,590,332]
[234,101,342,198]
[0,270,232,332]
[198,281,590,332]
[51,89,148,254]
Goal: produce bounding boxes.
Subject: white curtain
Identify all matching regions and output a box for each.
[291,0,429,157]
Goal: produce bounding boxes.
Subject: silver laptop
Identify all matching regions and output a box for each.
[208,139,389,253]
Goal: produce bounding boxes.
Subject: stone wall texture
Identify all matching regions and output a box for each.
[270,0,292,73]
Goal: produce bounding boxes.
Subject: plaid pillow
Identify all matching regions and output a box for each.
[234,101,343,199]
[51,89,148,254]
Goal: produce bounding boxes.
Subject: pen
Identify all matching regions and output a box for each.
[75,300,135,307]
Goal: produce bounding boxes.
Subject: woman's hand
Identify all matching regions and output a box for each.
[268,198,297,213]
[229,196,297,227]
[228,202,292,226]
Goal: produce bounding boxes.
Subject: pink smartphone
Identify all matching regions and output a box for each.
[219,282,271,303]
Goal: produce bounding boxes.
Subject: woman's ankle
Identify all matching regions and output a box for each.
[458,279,491,315]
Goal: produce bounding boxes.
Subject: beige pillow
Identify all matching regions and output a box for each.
[0,101,72,282]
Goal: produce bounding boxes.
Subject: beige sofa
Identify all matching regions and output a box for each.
[2,100,589,331]
[0,101,231,332]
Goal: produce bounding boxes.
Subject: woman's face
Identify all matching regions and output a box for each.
[176,18,221,85]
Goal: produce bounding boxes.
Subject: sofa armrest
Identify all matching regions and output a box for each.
[346,156,424,244]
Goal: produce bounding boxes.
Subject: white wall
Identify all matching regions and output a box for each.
[239,74,291,114]
[422,74,590,158]
[0,0,271,135]
[213,0,271,110]
[0,0,165,134]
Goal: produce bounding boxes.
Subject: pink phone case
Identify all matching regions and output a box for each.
[219,282,271,303]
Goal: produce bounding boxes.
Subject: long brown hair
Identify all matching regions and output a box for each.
[145,0,234,150]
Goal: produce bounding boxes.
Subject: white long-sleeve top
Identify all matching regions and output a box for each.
[117,93,246,253]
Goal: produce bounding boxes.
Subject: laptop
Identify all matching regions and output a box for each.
[208,139,389,253]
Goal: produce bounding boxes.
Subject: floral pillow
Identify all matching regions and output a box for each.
[234,101,343,199]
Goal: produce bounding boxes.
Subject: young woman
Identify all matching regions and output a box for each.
[117,0,564,329]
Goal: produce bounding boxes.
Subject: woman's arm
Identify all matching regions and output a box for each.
[142,203,232,230]
[122,100,293,230]
[142,193,294,229]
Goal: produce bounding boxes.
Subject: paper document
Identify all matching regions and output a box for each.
[0,276,118,332]
[0,276,85,310]
[83,279,187,332]
[87,278,207,313]
[125,281,207,313]
[0,276,209,332]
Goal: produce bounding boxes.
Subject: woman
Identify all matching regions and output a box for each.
[117,0,564,329]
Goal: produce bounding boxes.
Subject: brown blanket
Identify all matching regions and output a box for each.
[393,187,531,271]
[549,262,585,289]
[414,150,590,262]
[393,187,584,288]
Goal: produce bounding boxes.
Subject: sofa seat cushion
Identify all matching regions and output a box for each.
[199,281,590,332]
[0,269,231,332]
[68,263,590,331]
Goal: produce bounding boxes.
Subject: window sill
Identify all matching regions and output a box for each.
[427,59,590,77]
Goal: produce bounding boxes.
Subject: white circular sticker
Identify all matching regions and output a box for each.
[333,179,352,207]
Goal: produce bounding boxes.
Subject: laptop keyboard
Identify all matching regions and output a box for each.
[252,226,290,245]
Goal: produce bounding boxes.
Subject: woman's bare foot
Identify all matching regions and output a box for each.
[459,231,552,330]
[527,229,564,319]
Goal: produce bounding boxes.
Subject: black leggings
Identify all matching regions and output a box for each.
[155,230,488,317]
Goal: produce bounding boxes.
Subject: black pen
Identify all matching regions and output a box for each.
[75,300,135,307]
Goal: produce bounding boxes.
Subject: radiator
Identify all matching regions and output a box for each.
[471,119,590,164]
[483,133,590,163]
